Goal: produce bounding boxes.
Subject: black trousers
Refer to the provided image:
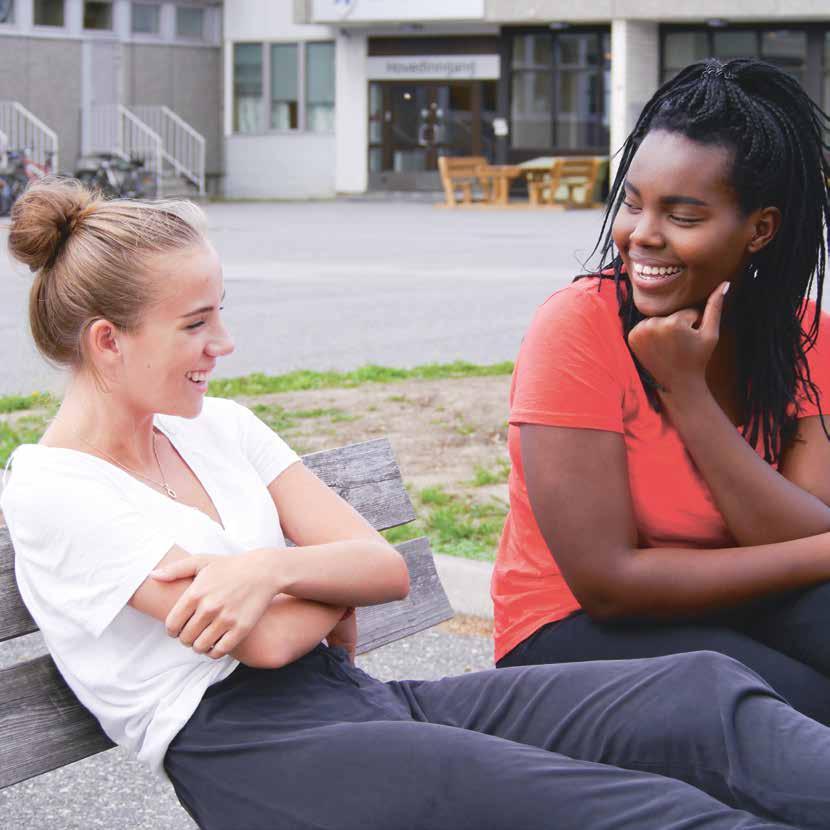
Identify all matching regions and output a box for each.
[164,644,830,830]
[498,580,830,726]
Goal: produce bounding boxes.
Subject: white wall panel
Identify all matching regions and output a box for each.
[225,133,336,198]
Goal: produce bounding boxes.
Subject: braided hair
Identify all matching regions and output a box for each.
[591,58,830,464]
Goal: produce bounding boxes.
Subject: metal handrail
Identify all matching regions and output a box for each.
[87,105,162,197]
[0,101,59,172]
[131,105,205,195]
[0,128,7,169]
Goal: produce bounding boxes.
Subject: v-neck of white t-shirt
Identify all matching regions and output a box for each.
[8,413,226,533]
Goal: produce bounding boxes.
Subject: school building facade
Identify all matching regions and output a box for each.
[224,0,830,198]
[0,0,222,194]
[1,1,828,199]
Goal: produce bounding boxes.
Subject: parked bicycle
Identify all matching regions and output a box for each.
[0,147,55,216]
[74,154,156,200]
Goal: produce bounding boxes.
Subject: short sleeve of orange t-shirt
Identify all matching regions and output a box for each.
[492,279,830,663]
[508,279,628,434]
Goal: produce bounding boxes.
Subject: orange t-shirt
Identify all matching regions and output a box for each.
[492,276,830,662]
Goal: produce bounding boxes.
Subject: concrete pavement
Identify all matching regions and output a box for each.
[435,552,494,619]
[0,200,605,395]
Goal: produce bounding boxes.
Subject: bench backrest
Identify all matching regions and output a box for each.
[0,437,453,789]
[558,157,600,181]
[438,155,488,180]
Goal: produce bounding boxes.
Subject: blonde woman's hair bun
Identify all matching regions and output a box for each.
[5,176,207,375]
[8,177,99,273]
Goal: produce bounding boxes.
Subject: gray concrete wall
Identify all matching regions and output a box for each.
[123,43,224,176]
[0,37,83,175]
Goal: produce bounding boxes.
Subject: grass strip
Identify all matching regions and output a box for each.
[0,362,514,413]
[0,392,57,414]
[383,485,504,562]
[208,361,514,398]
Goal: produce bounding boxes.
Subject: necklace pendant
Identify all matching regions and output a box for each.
[165,485,178,500]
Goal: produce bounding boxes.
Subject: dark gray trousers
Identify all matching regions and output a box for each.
[164,645,829,830]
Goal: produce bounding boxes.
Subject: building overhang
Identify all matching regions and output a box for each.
[301,0,488,26]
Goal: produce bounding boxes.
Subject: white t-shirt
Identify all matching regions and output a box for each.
[1,397,300,777]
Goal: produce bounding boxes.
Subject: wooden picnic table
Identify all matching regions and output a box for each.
[475,164,523,206]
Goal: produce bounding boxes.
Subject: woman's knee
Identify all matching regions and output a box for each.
[635,651,778,754]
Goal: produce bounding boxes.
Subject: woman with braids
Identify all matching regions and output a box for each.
[8,181,830,828]
[494,57,830,725]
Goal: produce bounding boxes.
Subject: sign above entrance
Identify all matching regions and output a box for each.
[312,0,485,23]
[367,55,500,81]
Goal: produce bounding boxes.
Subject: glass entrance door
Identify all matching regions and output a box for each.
[369,81,497,190]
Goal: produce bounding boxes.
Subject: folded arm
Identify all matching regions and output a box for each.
[661,383,830,546]
[130,462,409,666]
[521,423,830,622]
[130,545,345,668]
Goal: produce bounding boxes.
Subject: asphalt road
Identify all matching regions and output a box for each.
[0,200,606,395]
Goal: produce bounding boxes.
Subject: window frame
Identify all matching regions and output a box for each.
[305,40,336,134]
[231,39,336,136]
[269,42,300,131]
[232,41,265,135]
[0,0,16,28]
[33,0,65,29]
[175,4,205,42]
[506,25,611,155]
[131,1,162,37]
[82,0,114,33]
[659,22,826,100]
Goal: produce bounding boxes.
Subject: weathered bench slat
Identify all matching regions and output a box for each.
[0,654,115,789]
[0,535,451,789]
[0,438,416,644]
[0,532,34,642]
[302,438,416,531]
[356,536,452,654]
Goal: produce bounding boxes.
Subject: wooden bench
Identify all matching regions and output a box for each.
[523,156,608,209]
[0,437,453,791]
[437,155,493,207]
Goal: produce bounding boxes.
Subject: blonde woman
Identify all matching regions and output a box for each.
[3,178,830,830]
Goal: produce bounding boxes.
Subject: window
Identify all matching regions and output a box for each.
[176,6,204,39]
[713,30,757,60]
[661,27,809,87]
[84,1,112,30]
[662,32,709,83]
[132,3,160,35]
[306,42,335,132]
[511,34,553,149]
[555,33,610,150]
[233,41,337,134]
[34,0,63,26]
[511,31,610,152]
[0,1,15,24]
[761,30,806,86]
[233,43,263,134]
[270,44,298,129]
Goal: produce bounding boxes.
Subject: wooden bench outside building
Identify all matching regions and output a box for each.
[439,154,608,209]
[0,438,453,794]
[523,157,608,209]
[437,155,494,207]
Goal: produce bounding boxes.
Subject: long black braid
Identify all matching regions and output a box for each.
[589,58,830,464]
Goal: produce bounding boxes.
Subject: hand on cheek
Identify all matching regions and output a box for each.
[627,281,730,400]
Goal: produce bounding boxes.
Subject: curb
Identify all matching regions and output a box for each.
[433,553,494,620]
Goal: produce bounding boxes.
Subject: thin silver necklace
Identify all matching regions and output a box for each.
[75,428,178,500]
